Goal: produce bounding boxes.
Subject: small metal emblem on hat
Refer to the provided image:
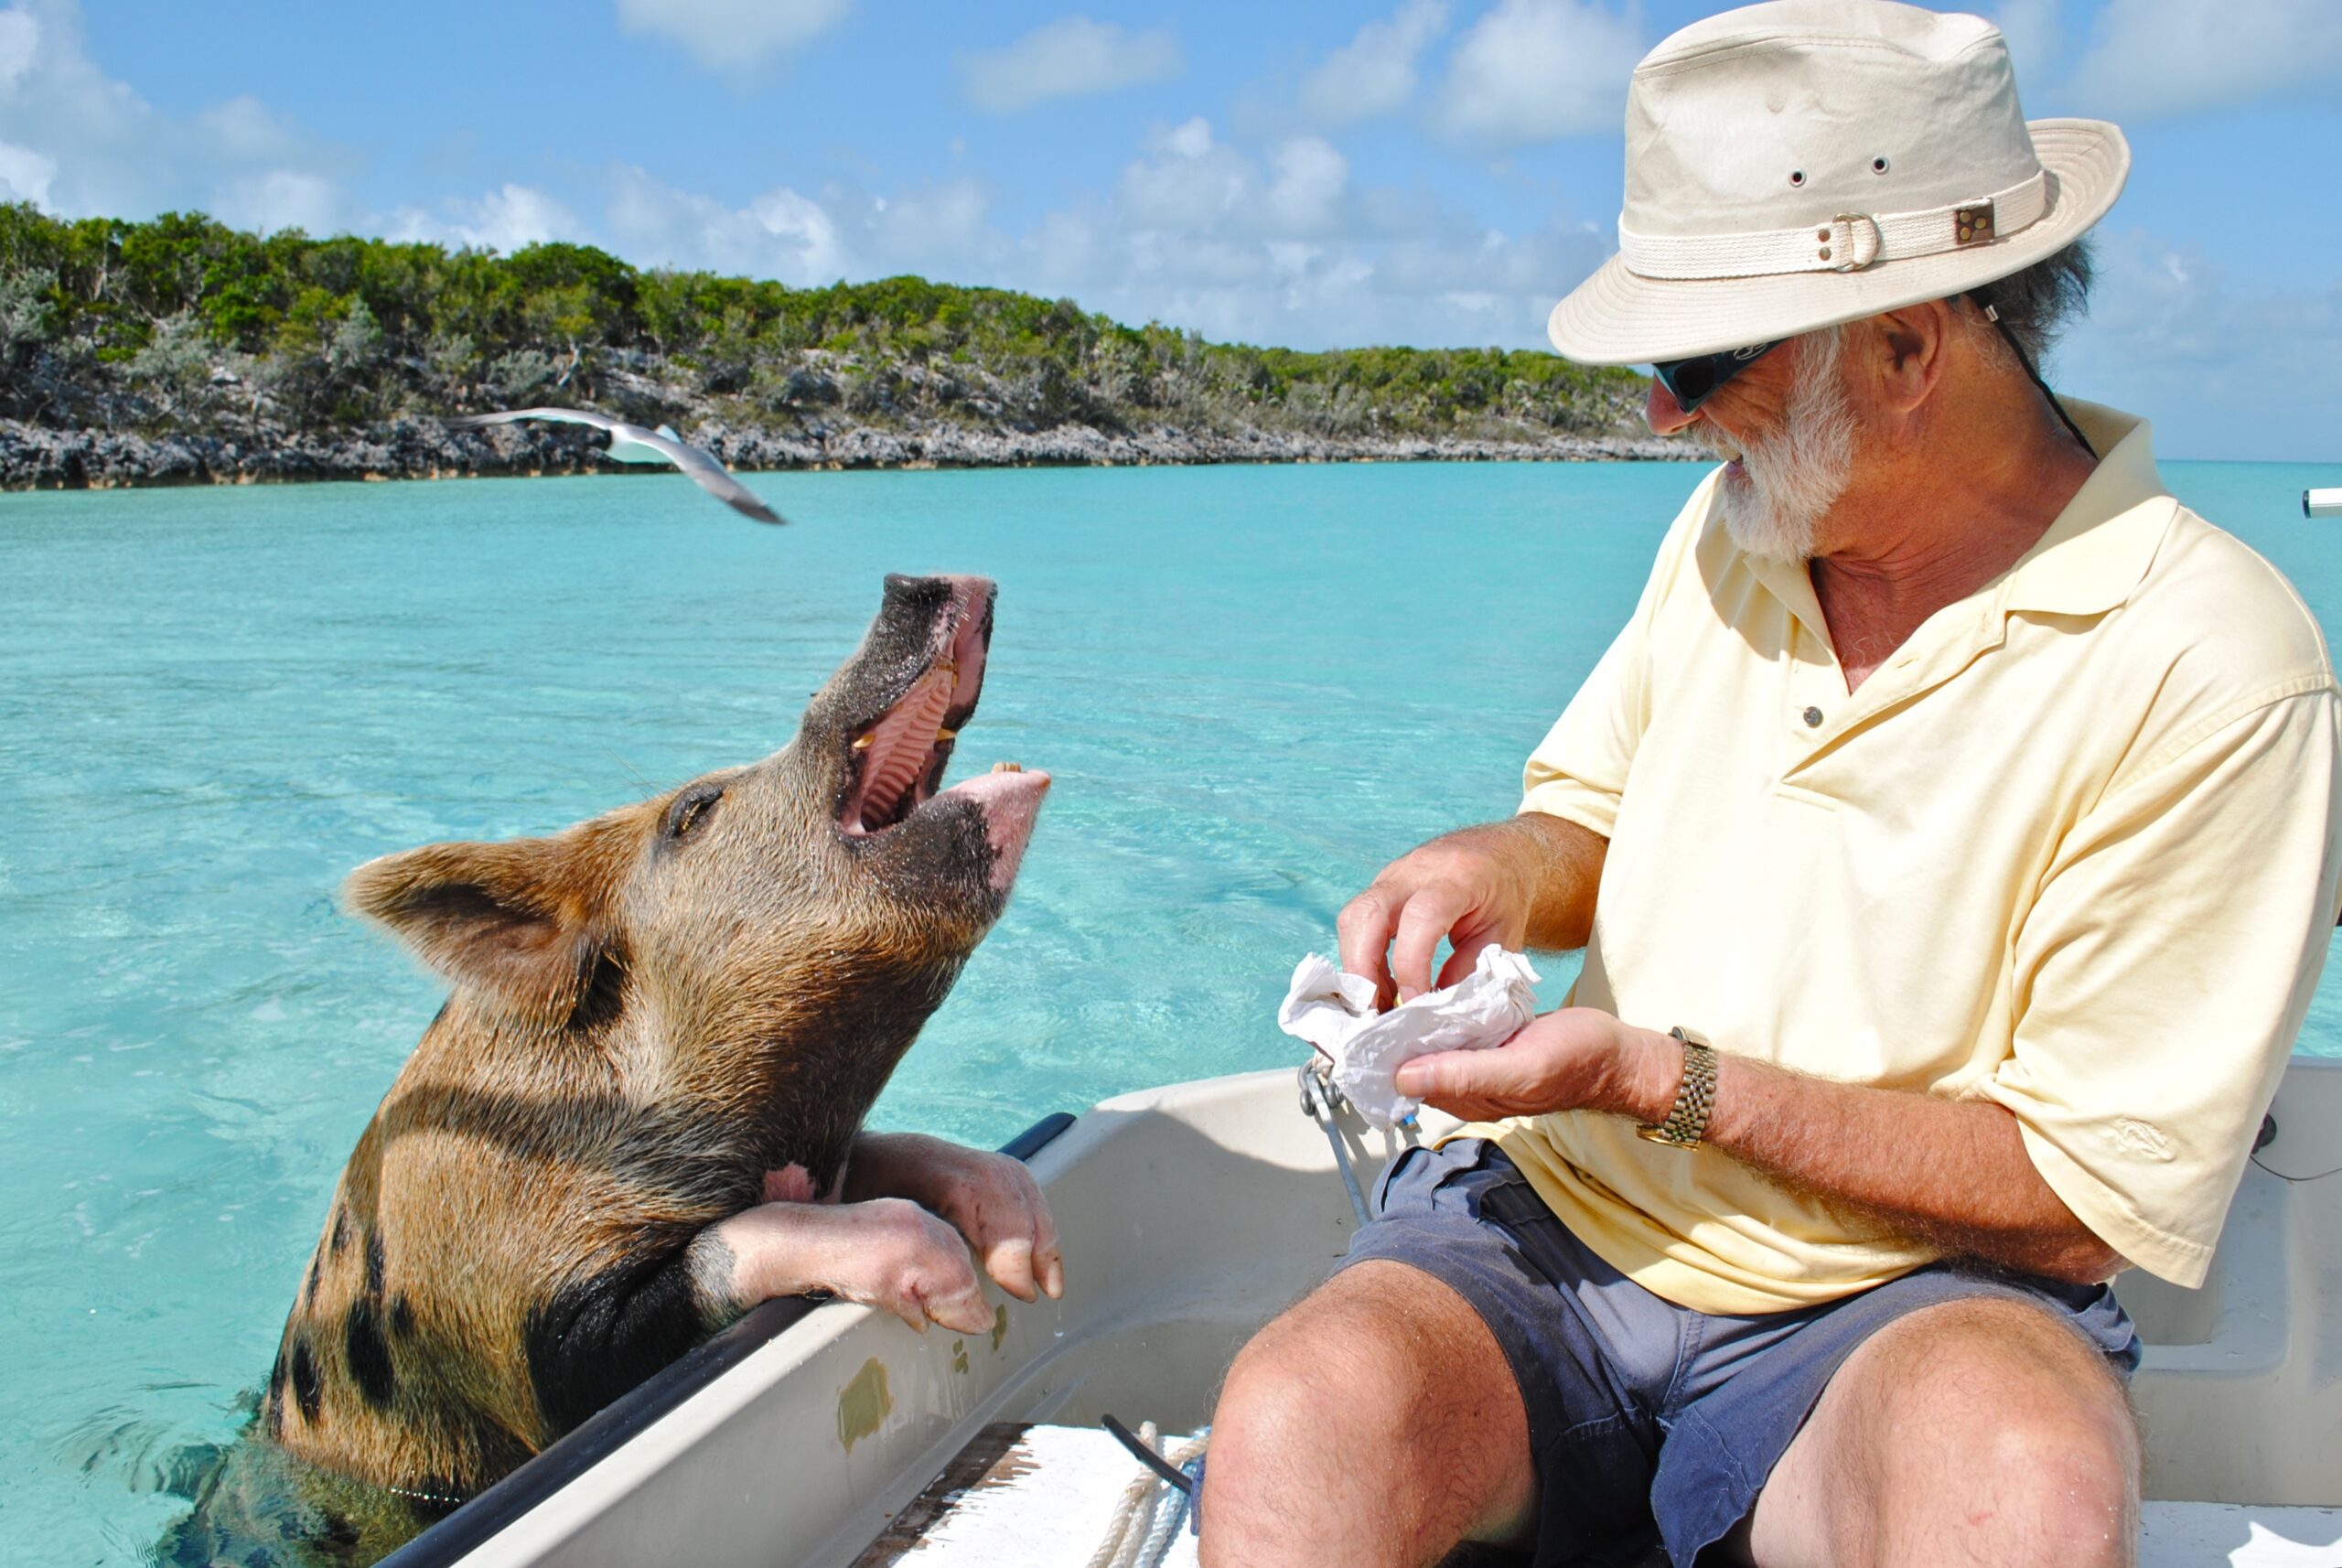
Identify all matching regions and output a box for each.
[1954,201,1997,246]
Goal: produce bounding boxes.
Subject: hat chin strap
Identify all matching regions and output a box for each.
[1617,167,2048,281]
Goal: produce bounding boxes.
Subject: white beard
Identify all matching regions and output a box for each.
[1711,328,1857,564]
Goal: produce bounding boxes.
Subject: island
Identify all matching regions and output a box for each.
[0,205,1690,491]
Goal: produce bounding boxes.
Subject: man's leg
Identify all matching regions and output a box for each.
[1198,1260,1537,1568]
[1744,1296,2140,1568]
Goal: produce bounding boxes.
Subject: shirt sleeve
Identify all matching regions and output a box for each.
[1978,682,2342,1285]
[1518,486,1711,837]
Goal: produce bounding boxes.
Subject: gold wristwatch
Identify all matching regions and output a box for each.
[1636,1026,1717,1148]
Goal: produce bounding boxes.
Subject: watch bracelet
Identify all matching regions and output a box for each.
[1638,1026,1717,1147]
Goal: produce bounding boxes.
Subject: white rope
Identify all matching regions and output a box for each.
[1138,1434,1209,1568]
[1617,167,2047,279]
[1087,1424,1210,1568]
[1085,1421,1161,1568]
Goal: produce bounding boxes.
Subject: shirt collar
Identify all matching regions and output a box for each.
[1996,399,2175,618]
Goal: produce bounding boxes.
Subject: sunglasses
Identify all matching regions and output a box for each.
[1651,339,1782,413]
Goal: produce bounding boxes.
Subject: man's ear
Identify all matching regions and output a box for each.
[343,812,641,1025]
[1866,298,1956,413]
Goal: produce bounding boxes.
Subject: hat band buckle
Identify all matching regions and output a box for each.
[1826,213,1885,273]
[1616,167,2048,282]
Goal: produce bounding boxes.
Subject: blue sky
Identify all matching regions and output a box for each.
[0,0,2337,458]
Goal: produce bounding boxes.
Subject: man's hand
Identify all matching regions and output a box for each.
[1392,1008,1671,1122]
[1339,831,1537,1007]
[1338,815,1608,1008]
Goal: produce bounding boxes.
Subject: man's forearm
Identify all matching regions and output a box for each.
[1606,1030,2124,1283]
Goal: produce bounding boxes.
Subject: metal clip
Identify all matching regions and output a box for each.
[1297,1060,1375,1226]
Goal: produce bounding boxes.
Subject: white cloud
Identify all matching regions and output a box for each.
[209,169,348,235]
[1110,122,1353,242]
[1025,196,1605,350]
[2063,0,2342,119]
[572,115,1600,354]
[610,0,850,74]
[0,137,54,204]
[1434,0,1644,146]
[0,6,38,90]
[865,177,1000,275]
[461,185,584,252]
[959,16,1182,114]
[597,165,1012,289]
[1118,118,1255,232]
[604,165,847,281]
[1265,136,1349,236]
[387,184,585,253]
[1298,0,1448,125]
[994,114,1604,349]
[1163,116,1212,160]
[0,1,357,225]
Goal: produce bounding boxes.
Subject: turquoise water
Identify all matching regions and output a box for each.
[4,456,2339,1563]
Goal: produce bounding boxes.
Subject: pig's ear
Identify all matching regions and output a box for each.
[342,815,637,1024]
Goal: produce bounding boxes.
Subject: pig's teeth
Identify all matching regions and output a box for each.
[992,761,1023,773]
[936,728,958,742]
[852,735,875,752]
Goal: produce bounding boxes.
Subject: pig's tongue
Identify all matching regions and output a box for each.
[851,661,956,832]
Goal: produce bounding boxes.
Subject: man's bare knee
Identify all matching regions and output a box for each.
[1202,1262,1531,1568]
[1755,1298,2136,1568]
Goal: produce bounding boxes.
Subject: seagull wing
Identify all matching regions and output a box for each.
[445,407,784,524]
[445,406,623,435]
[629,427,787,525]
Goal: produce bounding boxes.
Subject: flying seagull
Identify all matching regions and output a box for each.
[448,407,785,524]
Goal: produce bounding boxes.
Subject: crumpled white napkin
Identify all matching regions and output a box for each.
[1276,946,1542,1128]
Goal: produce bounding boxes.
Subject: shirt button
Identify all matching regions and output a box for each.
[1801,706,1824,728]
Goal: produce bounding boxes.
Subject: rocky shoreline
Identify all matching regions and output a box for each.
[0,415,1695,492]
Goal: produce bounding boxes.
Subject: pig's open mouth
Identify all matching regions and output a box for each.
[840,584,1008,837]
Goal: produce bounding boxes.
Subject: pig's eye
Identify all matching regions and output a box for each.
[665,784,725,842]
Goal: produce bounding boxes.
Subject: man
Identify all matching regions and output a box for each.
[1198,5,2342,1567]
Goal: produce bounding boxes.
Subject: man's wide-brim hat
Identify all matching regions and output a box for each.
[1548,0,2129,366]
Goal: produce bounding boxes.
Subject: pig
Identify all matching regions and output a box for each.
[162,574,1058,1566]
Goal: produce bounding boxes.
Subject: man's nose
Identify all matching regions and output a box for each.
[1645,376,1697,435]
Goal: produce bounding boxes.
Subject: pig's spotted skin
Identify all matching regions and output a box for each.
[759,1162,849,1204]
[167,578,1058,1567]
[762,1164,817,1204]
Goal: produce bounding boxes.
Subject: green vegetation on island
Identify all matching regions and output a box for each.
[0,204,1673,486]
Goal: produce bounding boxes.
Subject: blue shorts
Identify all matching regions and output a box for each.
[1338,1139,2140,1568]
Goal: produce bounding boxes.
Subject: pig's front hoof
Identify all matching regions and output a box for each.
[933,1150,1062,1306]
[839,1198,993,1336]
[851,1133,1064,1304]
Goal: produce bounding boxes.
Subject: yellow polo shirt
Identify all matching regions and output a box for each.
[1486,402,2342,1316]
